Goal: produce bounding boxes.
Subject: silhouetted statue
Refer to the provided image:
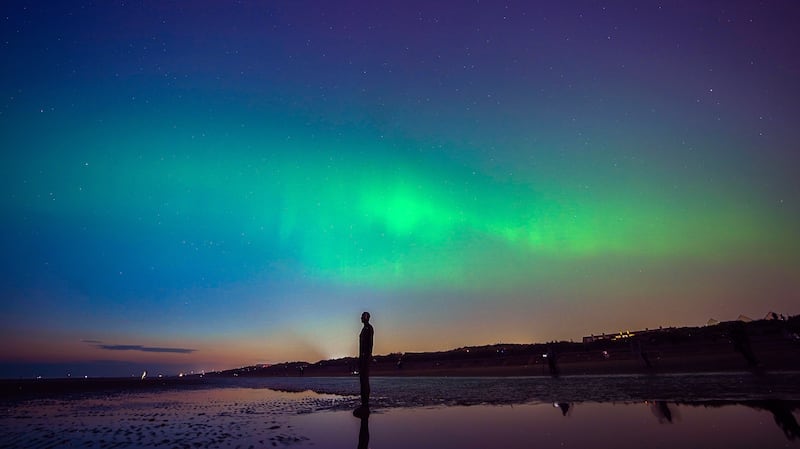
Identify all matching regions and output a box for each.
[357,413,370,449]
[631,339,653,370]
[729,321,759,368]
[546,345,559,377]
[356,311,374,413]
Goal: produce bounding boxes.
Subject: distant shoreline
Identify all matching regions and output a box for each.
[217,317,800,379]
[2,367,800,404]
[3,317,798,393]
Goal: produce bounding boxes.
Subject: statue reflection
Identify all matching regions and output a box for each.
[554,402,572,417]
[680,400,799,441]
[745,400,799,441]
[356,411,369,449]
[649,401,673,423]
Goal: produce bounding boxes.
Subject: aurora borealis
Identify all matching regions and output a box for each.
[1,1,798,377]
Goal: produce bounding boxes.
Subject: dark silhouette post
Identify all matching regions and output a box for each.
[356,311,374,414]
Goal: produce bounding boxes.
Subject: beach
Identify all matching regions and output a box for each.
[2,374,798,448]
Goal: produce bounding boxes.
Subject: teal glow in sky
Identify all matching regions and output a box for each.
[1,1,798,377]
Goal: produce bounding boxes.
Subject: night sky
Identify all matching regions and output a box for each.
[1,1,798,378]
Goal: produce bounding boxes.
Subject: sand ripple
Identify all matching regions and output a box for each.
[0,388,341,448]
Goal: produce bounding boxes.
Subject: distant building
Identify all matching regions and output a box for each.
[582,327,672,344]
[582,333,609,344]
[764,311,787,321]
[582,330,634,344]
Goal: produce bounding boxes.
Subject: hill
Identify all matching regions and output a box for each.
[207,315,800,378]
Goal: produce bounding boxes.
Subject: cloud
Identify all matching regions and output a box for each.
[81,339,103,344]
[96,344,196,354]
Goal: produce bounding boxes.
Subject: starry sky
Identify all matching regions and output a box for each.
[1,1,799,378]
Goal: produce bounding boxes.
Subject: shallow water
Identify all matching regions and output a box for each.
[1,374,798,448]
[302,401,799,449]
[231,371,800,406]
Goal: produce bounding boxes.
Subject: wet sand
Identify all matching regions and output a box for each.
[0,387,347,448]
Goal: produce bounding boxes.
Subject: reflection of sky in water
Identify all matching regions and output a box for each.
[230,373,800,406]
[1,377,798,448]
[300,402,798,448]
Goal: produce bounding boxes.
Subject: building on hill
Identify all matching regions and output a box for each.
[764,311,787,321]
[582,327,671,344]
